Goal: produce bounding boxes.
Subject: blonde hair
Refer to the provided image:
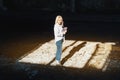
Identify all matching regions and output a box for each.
[55,15,64,25]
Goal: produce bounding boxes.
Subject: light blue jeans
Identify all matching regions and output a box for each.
[55,39,63,62]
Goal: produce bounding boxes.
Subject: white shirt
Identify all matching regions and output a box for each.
[54,23,65,43]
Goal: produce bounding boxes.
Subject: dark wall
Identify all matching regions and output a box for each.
[3,0,71,12]
[76,0,120,14]
[2,0,120,14]
[1,0,120,37]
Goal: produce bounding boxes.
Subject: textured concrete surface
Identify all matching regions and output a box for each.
[0,32,120,80]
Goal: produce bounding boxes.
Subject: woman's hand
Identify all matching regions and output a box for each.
[62,27,67,34]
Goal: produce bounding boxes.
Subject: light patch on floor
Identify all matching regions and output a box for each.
[18,39,115,70]
[18,40,75,65]
[63,42,98,68]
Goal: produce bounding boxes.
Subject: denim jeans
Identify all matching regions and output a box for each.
[55,39,63,62]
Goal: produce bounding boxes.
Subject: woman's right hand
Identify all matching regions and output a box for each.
[63,30,67,34]
[63,27,67,34]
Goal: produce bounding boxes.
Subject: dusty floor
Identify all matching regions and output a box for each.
[0,32,120,80]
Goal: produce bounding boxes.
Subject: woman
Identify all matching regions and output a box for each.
[54,15,67,65]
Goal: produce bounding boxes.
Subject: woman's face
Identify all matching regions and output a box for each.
[57,18,63,25]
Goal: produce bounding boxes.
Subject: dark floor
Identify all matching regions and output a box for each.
[0,12,120,80]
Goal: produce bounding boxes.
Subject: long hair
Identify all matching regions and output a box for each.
[55,15,64,26]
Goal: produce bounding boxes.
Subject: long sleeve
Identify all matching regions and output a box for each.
[54,24,64,42]
[54,25,63,37]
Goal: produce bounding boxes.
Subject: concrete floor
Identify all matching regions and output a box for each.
[0,32,120,80]
[0,12,120,80]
